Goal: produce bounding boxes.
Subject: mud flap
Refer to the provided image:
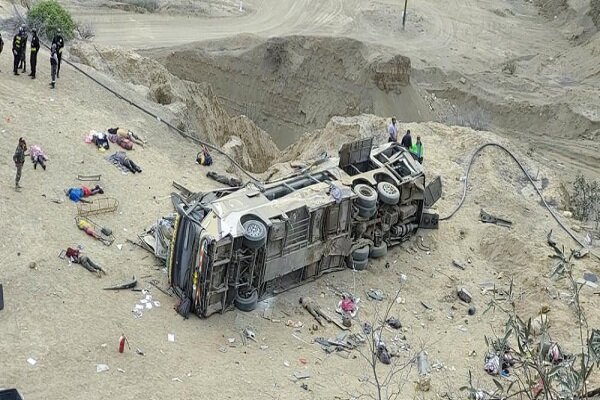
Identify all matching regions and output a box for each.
[424,176,442,207]
[419,212,439,229]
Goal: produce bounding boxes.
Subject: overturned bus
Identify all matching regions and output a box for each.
[167,138,442,317]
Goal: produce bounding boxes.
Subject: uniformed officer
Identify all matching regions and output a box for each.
[12,27,24,75]
[29,29,39,79]
[52,28,64,78]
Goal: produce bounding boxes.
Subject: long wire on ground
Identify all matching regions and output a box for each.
[441,142,599,260]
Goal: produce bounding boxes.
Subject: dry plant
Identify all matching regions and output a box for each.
[571,174,600,230]
[351,290,419,400]
[461,237,600,399]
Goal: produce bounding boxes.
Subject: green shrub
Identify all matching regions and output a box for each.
[27,0,76,41]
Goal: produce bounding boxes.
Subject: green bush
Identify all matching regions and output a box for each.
[27,0,76,41]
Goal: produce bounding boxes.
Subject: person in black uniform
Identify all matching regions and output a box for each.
[18,27,28,73]
[12,26,24,75]
[28,29,39,79]
[51,28,64,78]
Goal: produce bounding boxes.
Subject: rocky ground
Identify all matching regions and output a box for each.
[0,0,599,399]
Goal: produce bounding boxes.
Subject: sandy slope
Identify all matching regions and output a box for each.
[0,1,599,399]
[0,43,598,399]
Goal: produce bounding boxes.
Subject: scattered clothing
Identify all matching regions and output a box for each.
[92,132,110,150]
[30,145,48,170]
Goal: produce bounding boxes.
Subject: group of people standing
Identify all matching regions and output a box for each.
[387,117,424,164]
[5,25,64,88]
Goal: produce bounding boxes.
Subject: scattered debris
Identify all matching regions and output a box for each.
[103,276,137,290]
[457,287,473,303]
[417,351,431,375]
[293,370,310,380]
[367,289,384,301]
[96,364,109,373]
[421,301,433,310]
[452,259,466,270]
[479,209,512,228]
[576,278,599,289]
[243,327,257,342]
[584,272,598,283]
[27,357,37,366]
[387,317,402,329]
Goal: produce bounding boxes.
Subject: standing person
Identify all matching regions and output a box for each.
[387,117,398,143]
[50,43,58,88]
[28,29,39,79]
[0,33,4,71]
[12,27,24,75]
[13,137,27,188]
[400,129,412,149]
[52,28,64,78]
[410,136,424,164]
[18,27,28,73]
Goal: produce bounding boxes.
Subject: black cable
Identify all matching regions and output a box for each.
[441,142,598,259]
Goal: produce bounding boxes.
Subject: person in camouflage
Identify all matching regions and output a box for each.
[13,137,27,188]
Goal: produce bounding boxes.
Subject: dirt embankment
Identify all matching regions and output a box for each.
[82,0,245,17]
[147,35,431,148]
[70,43,278,173]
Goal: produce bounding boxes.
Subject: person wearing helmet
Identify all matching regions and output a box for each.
[29,28,39,79]
[51,28,64,78]
[18,26,28,73]
[12,26,25,75]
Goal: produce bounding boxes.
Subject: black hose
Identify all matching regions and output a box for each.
[440,142,598,259]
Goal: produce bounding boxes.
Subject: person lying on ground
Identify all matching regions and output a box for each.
[196,145,213,166]
[92,131,110,150]
[30,144,48,170]
[108,127,146,147]
[107,132,134,150]
[65,247,106,277]
[66,185,104,203]
[108,151,142,174]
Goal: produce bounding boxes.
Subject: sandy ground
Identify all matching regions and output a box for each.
[0,45,598,398]
[65,0,600,177]
[0,0,599,399]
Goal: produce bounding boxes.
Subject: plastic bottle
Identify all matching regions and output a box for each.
[119,334,126,353]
